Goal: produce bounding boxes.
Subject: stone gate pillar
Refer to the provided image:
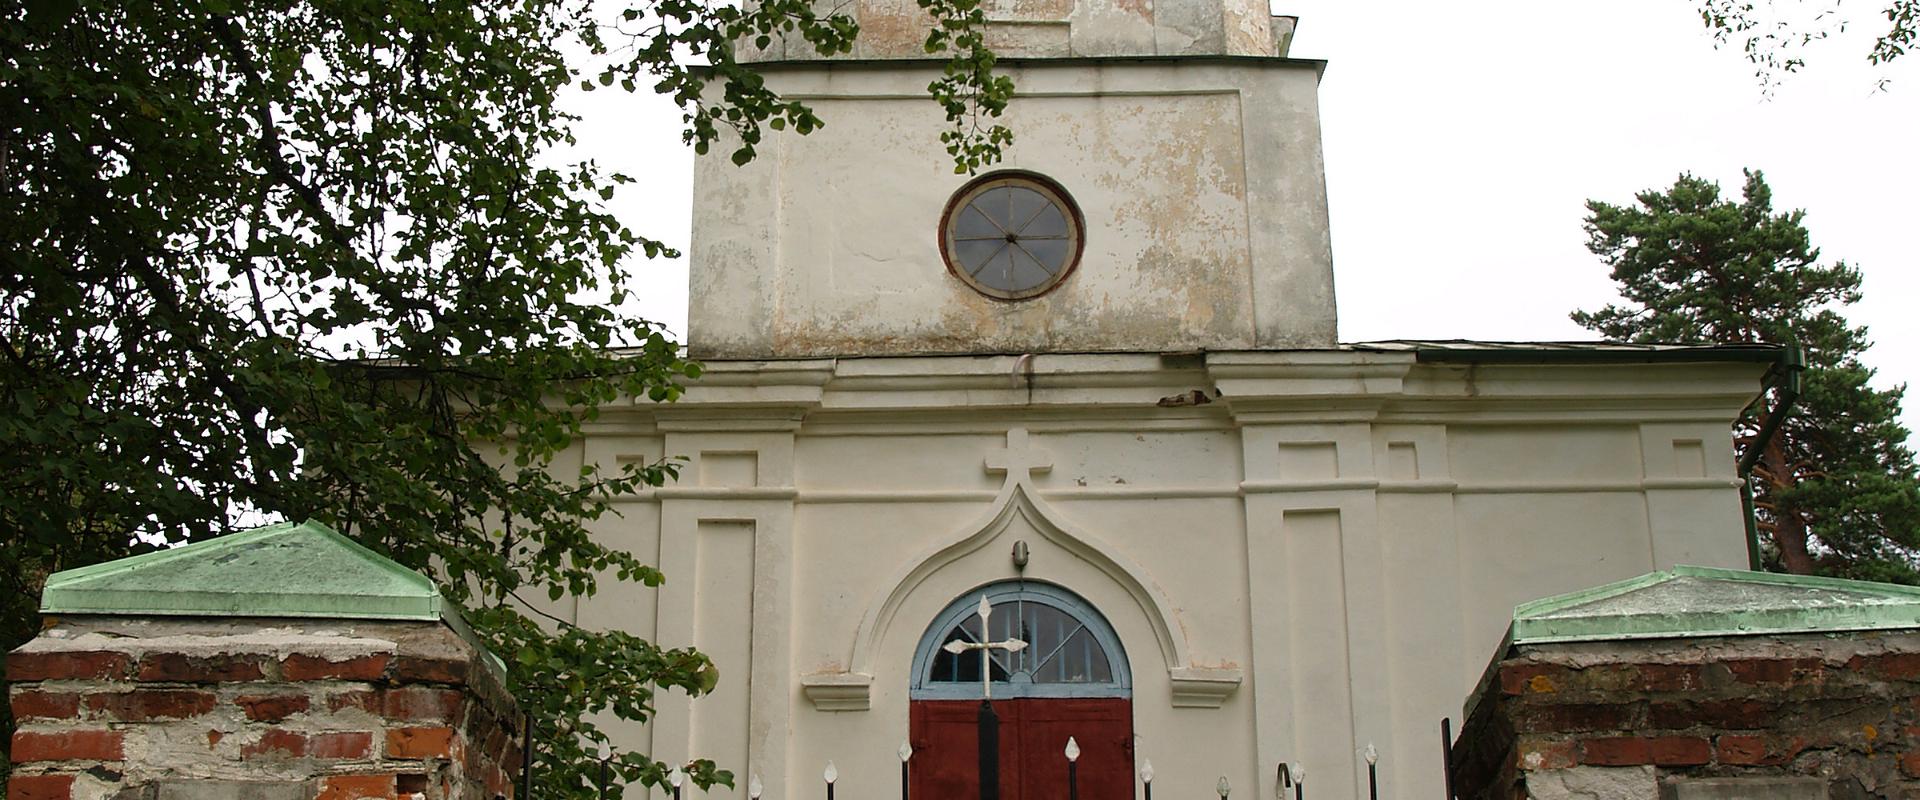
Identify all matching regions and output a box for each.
[6,520,522,800]
[1450,566,1920,800]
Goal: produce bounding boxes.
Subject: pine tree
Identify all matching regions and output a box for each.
[1575,170,1920,580]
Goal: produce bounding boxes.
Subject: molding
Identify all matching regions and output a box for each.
[1376,480,1460,494]
[796,486,1235,503]
[602,487,799,504]
[1241,478,1379,494]
[580,351,1765,429]
[652,414,809,432]
[798,489,1002,504]
[1454,480,1670,495]
[1371,407,1757,426]
[790,414,1234,436]
[605,477,1741,504]
[1641,477,1745,490]
[1168,667,1243,708]
[800,672,873,711]
[845,483,1189,673]
[1041,485,1239,500]
[654,487,799,501]
[846,436,1193,687]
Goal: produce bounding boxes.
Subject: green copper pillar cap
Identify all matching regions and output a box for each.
[41,520,447,622]
[1511,565,1920,646]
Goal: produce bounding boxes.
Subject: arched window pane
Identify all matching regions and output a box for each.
[926,599,1112,687]
[1007,187,1050,230]
[954,239,1006,272]
[954,205,1003,239]
[1022,205,1069,239]
[1007,248,1052,291]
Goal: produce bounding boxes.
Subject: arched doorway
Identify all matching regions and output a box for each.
[909,582,1132,800]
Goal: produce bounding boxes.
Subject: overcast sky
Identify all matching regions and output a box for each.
[567,0,1920,439]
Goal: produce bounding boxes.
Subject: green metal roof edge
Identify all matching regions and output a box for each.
[1512,616,1920,646]
[1667,564,1920,597]
[1511,570,1675,619]
[40,520,510,687]
[40,520,445,621]
[38,590,442,620]
[1510,565,1920,645]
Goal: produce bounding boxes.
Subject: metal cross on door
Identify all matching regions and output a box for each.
[942,596,1031,700]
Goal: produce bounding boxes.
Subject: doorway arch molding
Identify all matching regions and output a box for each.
[831,473,1237,708]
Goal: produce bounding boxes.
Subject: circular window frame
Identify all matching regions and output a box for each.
[938,171,1086,301]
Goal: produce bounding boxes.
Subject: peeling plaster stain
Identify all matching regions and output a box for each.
[1219,0,1272,54]
[856,0,940,58]
[691,66,1335,358]
[1112,0,1151,22]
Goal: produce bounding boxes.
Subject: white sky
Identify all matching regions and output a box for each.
[567,0,1920,440]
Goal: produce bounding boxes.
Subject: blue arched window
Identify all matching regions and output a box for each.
[911,582,1130,699]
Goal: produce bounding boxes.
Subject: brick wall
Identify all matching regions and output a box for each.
[1451,632,1920,800]
[7,617,521,800]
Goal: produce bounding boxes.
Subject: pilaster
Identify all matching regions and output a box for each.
[1636,423,1748,570]
[651,414,804,799]
[1237,420,1387,800]
[1372,424,1464,798]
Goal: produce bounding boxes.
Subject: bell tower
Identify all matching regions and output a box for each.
[686,4,1335,358]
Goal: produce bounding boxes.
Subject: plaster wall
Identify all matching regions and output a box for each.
[687,61,1337,358]
[739,0,1287,60]
[558,352,1762,800]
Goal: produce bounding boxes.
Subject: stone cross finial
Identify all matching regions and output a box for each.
[985,428,1052,483]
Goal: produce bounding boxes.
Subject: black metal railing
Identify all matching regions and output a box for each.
[567,748,1365,800]
[528,710,1454,799]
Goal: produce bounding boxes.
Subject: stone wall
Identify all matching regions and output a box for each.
[7,616,520,800]
[1452,632,1920,799]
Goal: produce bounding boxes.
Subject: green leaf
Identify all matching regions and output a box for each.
[0,0,1014,791]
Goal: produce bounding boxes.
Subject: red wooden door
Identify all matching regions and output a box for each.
[911,698,1133,800]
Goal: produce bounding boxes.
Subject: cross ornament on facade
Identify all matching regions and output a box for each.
[942,596,1028,699]
[985,427,1052,484]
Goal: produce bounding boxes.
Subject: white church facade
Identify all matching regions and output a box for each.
[565,5,1781,798]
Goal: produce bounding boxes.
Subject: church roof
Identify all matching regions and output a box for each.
[1350,340,1783,364]
[1509,565,1920,646]
[40,519,450,623]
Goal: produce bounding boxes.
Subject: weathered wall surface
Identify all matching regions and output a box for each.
[686,60,1337,359]
[1454,633,1920,800]
[558,351,1763,800]
[739,0,1290,59]
[7,618,519,800]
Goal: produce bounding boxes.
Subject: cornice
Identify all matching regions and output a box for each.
[605,351,1768,427]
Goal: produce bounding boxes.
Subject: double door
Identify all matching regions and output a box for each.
[909,697,1133,800]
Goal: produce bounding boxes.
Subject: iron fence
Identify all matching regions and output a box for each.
[609,760,1318,800]
[531,709,1453,800]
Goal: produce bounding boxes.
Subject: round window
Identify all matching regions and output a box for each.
[939,173,1084,300]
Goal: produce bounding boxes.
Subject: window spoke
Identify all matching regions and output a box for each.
[942,176,1081,298]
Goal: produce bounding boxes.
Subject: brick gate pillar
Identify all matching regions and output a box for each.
[6,520,522,800]
[1450,566,1920,800]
